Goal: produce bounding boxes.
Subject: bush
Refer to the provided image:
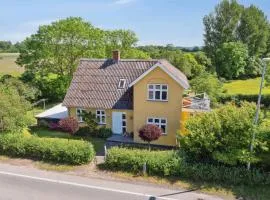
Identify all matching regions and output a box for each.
[98,127,112,138]
[0,134,95,164]
[218,94,270,107]
[104,147,270,185]
[139,124,162,149]
[58,117,79,134]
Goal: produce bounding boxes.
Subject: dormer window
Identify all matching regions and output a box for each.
[118,79,126,89]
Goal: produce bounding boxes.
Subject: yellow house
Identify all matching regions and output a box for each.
[63,50,189,146]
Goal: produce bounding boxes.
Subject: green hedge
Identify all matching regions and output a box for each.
[105,147,270,185]
[218,94,270,107]
[0,134,95,165]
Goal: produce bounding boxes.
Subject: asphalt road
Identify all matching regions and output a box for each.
[0,163,223,200]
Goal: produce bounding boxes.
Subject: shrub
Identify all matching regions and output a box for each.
[105,147,270,185]
[179,102,266,165]
[139,124,162,149]
[98,127,112,138]
[58,117,79,134]
[218,94,270,107]
[48,122,60,130]
[0,134,95,164]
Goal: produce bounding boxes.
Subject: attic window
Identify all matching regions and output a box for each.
[118,79,126,89]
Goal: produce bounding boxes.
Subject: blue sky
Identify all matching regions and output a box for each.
[1,0,269,46]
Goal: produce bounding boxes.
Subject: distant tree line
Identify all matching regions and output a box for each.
[0,41,22,53]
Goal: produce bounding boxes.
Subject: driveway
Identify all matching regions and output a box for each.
[0,163,223,200]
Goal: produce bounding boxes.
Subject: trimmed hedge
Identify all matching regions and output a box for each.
[0,134,95,165]
[218,94,270,107]
[105,147,270,185]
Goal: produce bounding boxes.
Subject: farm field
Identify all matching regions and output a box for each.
[223,78,270,95]
[0,53,23,76]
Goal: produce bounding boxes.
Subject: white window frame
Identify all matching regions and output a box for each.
[76,108,85,122]
[96,110,106,125]
[122,112,127,133]
[118,79,126,89]
[147,84,168,101]
[147,117,167,134]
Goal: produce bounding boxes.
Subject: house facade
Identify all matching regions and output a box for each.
[63,51,189,146]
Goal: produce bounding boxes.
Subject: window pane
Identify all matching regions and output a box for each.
[161,125,166,133]
[149,91,154,99]
[148,118,153,123]
[162,91,167,100]
[122,121,126,126]
[122,127,126,133]
[154,118,159,123]
[155,91,160,99]
[161,119,166,123]
[101,116,105,123]
[101,111,105,115]
[97,110,100,114]
[122,114,126,119]
[162,85,167,90]
[155,85,161,89]
[149,85,154,89]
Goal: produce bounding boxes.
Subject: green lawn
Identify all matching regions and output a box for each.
[223,78,270,95]
[0,53,23,76]
[30,127,106,154]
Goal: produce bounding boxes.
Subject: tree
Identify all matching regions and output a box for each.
[139,124,162,150]
[0,75,40,102]
[237,5,270,57]
[82,111,98,134]
[216,42,248,79]
[203,0,243,67]
[190,72,223,103]
[0,85,32,133]
[17,17,105,78]
[179,102,267,166]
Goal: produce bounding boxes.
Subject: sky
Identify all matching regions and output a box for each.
[0,0,269,46]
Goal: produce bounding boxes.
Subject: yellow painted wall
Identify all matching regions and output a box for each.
[133,66,184,146]
[68,107,133,133]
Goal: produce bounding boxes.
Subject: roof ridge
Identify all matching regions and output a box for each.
[80,58,159,62]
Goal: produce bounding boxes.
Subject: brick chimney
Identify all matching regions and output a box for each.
[112,50,120,62]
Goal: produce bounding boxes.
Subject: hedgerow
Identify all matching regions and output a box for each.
[105,147,270,185]
[0,134,95,164]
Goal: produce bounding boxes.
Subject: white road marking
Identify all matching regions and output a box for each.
[0,171,178,200]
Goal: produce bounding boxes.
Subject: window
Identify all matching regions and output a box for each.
[148,84,168,101]
[122,113,127,133]
[147,117,167,134]
[118,79,126,89]
[96,110,106,124]
[76,108,85,122]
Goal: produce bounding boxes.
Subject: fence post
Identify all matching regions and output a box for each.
[143,162,147,176]
[104,145,107,161]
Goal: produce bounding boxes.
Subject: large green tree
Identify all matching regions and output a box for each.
[216,42,249,79]
[17,17,105,78]
[203,0,243,67]
[237,5,270,57]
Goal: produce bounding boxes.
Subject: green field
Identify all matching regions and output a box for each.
[0,53,23,76]
[223,78,270,95]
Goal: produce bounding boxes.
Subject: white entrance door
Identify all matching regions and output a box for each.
[112,112,123,134]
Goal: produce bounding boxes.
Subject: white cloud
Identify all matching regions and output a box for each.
[113,0,135,5]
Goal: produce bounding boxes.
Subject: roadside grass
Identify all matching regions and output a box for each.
[34,162,76,172]
[29,127,105,154]
[97,165,270,200]
[0,53,22,76]
[223,78,270,95]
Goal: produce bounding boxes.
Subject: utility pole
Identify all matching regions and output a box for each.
[247,58,270,170]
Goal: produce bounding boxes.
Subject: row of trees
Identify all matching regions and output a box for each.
[204,0,270,79]
[0,41,22,53]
